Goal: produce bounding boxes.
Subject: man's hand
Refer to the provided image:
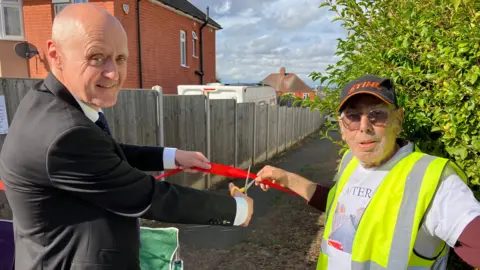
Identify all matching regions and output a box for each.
[229,183,253,227]
[254,165,289,191]
[175,150,211,173]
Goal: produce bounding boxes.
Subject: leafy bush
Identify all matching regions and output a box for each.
[294,0,480,268]
[299,0,480,193]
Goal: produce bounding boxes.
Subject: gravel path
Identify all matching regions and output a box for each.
[170,132,342,270]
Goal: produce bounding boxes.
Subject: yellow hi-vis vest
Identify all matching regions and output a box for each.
[317,150,468,270]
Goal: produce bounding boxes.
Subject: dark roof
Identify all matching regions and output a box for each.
[157,0,222,29]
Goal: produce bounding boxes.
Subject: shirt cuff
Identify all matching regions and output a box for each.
[163,147,177,169]
[233,197,248,226]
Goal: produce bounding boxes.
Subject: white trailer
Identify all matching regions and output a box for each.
[177,83,277,105]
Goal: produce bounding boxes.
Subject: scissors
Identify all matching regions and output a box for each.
[230,165,255,196]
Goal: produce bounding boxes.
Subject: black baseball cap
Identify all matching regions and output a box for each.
[338,75,397,112]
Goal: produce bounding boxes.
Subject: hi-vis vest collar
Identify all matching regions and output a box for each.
[317,149,467,270]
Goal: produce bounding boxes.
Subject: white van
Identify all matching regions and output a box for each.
[177,83,277,105]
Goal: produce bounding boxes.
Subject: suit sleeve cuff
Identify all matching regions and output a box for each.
[163,147,177,169]
[233,197,248,226]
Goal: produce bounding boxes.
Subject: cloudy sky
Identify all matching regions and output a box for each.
[189,0,347,87]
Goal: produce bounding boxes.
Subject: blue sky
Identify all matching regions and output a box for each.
[189,0,347,87]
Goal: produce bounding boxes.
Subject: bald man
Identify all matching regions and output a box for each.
[0,4,253,269]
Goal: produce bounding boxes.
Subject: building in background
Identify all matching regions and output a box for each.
[0,0,28,78]
[0,0,221,94]
[261,67,315,106]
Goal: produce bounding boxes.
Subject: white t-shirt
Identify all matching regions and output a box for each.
[326,142,480,269]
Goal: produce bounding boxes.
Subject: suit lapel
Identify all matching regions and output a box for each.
[41,72,128,161]
[41,72,83,112]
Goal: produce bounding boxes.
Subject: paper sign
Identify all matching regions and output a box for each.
[0,96,9,135]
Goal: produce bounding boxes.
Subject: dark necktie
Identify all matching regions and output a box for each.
[95,112,112,136]
[94,112,142,247]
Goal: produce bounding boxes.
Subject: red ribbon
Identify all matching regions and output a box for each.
[0,163,297,196]
[155,163,297,195]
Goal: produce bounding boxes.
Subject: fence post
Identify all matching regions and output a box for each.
[304,108,307,137]
[300,108,303,139]
[234,101,238,168]
[266,105,269,160]
[152,85,164,147]
[152,85,164,177]
[276,105,280,155]
[285,107,288,150]
[310,111,315,133]
[205,92,211,189]
[312,109,315,132]
[291,107,295,147]
[252,104,257,166]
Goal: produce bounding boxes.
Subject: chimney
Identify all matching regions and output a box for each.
[280,67,286,76]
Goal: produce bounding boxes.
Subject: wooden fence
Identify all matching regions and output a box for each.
[0,78,325,190]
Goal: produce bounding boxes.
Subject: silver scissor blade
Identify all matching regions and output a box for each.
[245,165,251,189]
[245,178,255,192]
[244,165,252,194]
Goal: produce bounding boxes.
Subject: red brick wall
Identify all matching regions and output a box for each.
[23,0,114,79]
[23,0,53,78]
[21,0,217,93]
[131,1,217,93]
[113,0,139,88]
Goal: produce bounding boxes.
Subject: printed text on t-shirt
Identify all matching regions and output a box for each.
[345,186,373,198]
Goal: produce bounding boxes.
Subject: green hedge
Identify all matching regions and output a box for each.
[301,0,480,195]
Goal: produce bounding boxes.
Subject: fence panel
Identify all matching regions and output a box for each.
[103,90,158,147]
[267,105,278,158]
[162,95,207,189]
[254,105,268,164]
[0,78,40,151]
[278,106,287,152]
[237,103,255,169]
[210,99,236,167]
[181,95,207,189]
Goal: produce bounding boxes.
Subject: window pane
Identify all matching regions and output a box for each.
[2,0,21,3]
[73,0,89,3]
[181,41,186,65]
[3,6,22,36]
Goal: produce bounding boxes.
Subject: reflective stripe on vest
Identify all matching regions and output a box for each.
[317,151,464,270]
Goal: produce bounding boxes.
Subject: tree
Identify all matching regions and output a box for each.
[215,72,222,83]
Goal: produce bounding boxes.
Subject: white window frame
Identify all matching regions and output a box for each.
[0,0,25,41]
[53,0,88,17]
[303,93,309,99]
[192,31,197,57]
[180,30,187,67]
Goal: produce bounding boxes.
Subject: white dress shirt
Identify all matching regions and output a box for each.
[74,98,248,226]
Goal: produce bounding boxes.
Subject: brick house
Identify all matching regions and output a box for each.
[0,0,221,94]
[262,67,315,103]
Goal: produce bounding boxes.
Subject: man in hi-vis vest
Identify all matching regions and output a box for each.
[254,75,480,269]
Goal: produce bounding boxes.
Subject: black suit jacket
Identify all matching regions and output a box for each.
[0,73,237,269]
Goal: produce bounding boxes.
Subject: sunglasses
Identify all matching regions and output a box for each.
[340,109,390,130]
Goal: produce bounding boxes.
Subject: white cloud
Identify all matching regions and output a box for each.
[213,0,232,15]
[190,0,347,86]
